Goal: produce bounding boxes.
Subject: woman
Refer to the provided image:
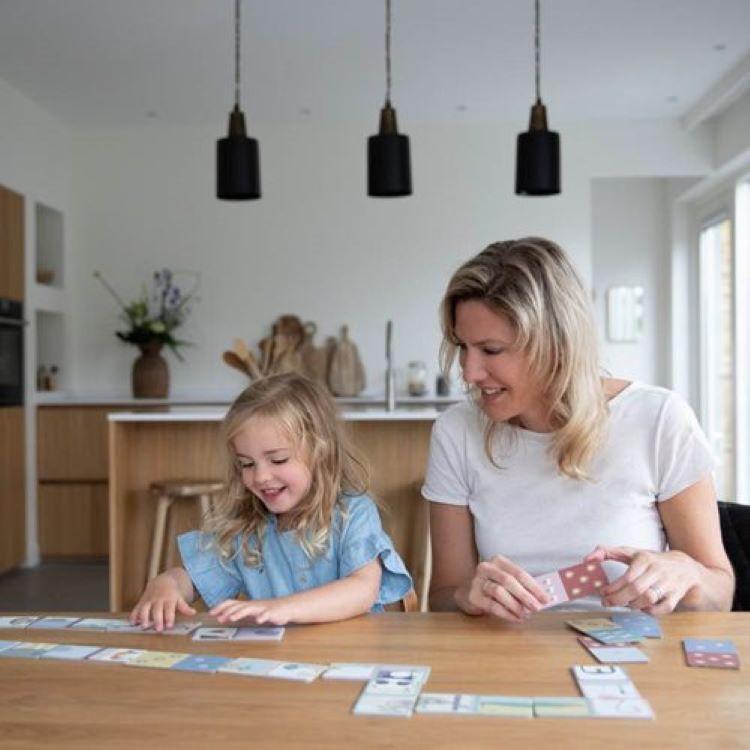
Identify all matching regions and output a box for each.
[423,237,734,622]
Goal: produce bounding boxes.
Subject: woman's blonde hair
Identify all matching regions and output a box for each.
[439,237,607,479]
[204,373,369,566]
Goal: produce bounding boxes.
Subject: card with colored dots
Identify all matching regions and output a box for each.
[682,638,740,669]
[535,561,609,609]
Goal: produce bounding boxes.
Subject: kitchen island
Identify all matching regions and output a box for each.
[108,404,453,612]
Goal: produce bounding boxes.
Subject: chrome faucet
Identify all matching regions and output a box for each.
[385,320,395,412]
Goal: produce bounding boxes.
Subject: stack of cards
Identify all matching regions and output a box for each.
[577,636,649,664]
[682,638,740,669]
[610,612,663,638]
[192,626,284,642]
[566,618,644,645]
[352,666,431,717]
[416,694,535,717]
[571,665,654,719]
[534,561,609,610]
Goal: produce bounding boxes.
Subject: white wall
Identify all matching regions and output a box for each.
[68,117,713,399]
[592,178,671,386]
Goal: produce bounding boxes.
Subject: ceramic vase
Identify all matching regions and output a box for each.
[132,340,169,398]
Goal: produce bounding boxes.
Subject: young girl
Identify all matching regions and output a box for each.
[130,373,413,631]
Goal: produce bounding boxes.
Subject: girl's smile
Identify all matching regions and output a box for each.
[233,416,312,517]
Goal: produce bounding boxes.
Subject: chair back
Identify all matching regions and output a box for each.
[718,501,750,612]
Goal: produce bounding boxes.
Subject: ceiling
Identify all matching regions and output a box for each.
[0,0,749,129]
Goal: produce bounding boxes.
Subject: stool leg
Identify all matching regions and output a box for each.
[147,495,172,583]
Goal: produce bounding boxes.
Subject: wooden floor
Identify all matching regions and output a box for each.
[0,561,108,611]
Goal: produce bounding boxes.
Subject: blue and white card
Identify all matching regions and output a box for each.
[40,644,103,661]
[610,612,663,638]
[27,616,81,630]
[170,654,232,673]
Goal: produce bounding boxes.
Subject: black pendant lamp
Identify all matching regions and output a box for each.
[217,0,260,200]
[515,0,560,196]
[368,0,412,197]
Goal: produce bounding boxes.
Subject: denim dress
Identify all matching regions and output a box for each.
[177,494,412,611]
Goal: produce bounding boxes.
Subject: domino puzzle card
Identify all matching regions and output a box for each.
[352,694,417,717]
[88,648,147,665]
[40,644,103,661]
[476,696,534,717]
[566,618,644,645]
[323,663,379,681]
[0,641,58,658]
[127,650,188,669]
[577,636,649,664]
[170,654,233,673]
[26,616,81,630]
[218,657,283,677]
[415,693,479,714]
[570,664,655,719]
[0,616,39,629]
[265,661,327,682]
[191,626,284,641]
[683,638,740,669]
[535,561,609,609]
[532,697,592,718]
[0,640,20,653]
[364,666,431,696]
[610,612,663,638]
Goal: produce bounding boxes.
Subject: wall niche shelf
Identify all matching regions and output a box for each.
[34,202,64,289]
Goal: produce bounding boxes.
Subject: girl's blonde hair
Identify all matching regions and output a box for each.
[204,373,369,566]
[439,237,607,479]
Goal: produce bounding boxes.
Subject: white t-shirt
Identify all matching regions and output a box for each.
[422,382,715,591]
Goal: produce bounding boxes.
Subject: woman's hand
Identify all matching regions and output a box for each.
[456,555,552,623]
[210,598,295,626]
[584,545,700,614]
[129,571,197,631]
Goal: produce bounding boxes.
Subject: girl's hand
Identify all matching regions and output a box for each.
[456,555,551,623]
[129,574,196,632]
[210,598,295,627]
[584,545,700,614]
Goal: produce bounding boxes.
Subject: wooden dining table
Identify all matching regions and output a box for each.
[1,610,748,750]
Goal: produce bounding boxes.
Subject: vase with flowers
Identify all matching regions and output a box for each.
[94,268,199,398]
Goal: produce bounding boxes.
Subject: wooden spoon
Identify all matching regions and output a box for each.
[222,350,251,377]
[232,338,262,379]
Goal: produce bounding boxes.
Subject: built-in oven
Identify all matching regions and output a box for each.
[0,297,24,406]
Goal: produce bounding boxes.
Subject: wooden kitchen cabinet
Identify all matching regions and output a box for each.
[0,184,24,301]
[0,407,26,574]
[37,405,158,559]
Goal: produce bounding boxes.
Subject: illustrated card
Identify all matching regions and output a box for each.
[128,650,188,669]
[610,612,663,638]
[40,644,103,661]
[364,666,431,696]
[71,618,117,631]
[566,619,643,644]
[191,627,238,641]
[578,636,649,664]
[0,640,20,653]
[266,661,327,682]
[151,620,203,636]
[476,696,534,718]
[0,616,39,629]
[532,697,592,718]
[352,694,417,717]
[323,663,378,681]
[588,697,655,719]
[27,616,81,630]
[415,693,478,714]
[218,657,282,677]
[88,648,147,665]
[170,655,233,673]
[233,626,285,641]
[683,638,740,669]
[0,641,58,658]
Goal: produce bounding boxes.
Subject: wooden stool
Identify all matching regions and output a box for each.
[146,479,224,584]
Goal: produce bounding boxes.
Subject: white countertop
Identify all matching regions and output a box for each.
[107,403,455,423]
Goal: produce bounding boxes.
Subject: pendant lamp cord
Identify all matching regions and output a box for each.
[234,0,241,108]
[534,0,541,103]
[385,0,392,105]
